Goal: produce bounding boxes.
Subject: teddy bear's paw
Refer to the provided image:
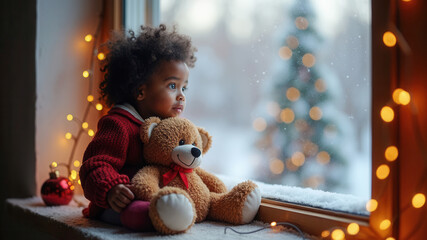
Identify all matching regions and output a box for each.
[156,193,195,232]
[241,187,261,223]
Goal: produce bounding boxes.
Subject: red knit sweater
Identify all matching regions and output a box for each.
[79,107,145,217]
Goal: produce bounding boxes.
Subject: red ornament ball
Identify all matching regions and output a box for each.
[41,171,74,206]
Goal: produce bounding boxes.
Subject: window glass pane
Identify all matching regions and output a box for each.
[160,0,371,201]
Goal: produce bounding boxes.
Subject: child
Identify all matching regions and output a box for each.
[79,24,197,231]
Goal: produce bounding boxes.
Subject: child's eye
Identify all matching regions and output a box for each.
[182,86,188,92]
[168,83,176,89]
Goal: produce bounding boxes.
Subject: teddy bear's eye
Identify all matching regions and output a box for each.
[179,139,185,145]
[192,142,196,146]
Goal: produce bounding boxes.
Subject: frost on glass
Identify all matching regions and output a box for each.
[160,0,371,200]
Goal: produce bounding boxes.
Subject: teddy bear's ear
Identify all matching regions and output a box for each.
[140,117,161,144]
[198,127,212,154]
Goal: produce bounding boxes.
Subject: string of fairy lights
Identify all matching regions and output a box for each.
[49,13,105,206]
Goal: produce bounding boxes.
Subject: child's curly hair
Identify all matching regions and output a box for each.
[100,24,197,107]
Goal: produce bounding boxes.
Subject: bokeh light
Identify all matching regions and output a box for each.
[270,158,285,175]
[309,106,322,120]
[380,106,394,122]
[286,36,299,49]
[379,219,391,230]
[315,78,326,92]
[316,151,330,165]
[280,108,295,124]
[331,229,345,240]
[366,199,378,212]
[302,53,316,68]
[385,146,398,162]
[376,164,390,179]
[347,223,360,235]
[87,95,94,102]
[412,193,426,208]
[84,34,93,42]
[383,31,397,47]
[286,87,300,101]
[295,16,309,30]
[291,152,305,166]
[279,46,292,60]
[253,117,267,132]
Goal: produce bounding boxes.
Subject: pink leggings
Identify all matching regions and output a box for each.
[99,200,154,231]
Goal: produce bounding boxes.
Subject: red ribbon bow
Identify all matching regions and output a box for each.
[162,163,193,189]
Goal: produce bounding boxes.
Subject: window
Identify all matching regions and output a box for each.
[120,0,403,238]
[160,0,371,208]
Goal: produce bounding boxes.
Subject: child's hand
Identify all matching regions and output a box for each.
[107,184,135,213]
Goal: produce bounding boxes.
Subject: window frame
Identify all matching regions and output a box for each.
[117,1,399,238]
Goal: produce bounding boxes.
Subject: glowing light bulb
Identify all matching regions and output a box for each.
[398,90,410,105]
[286,87,300,101]
[279,46,292,60]
[386,238,396,240]
[83,70,90,78]
[84,34,93,42]
[73,160,81,168]
[87,95,94,102]
[253,117,267,132]
[412,193,426,208]
[380,106,394,122]
[88,129,95,137]
[383,31,397,47]
[347,223,360,235]
[97,52,106,61]
[270,222,277,227]
[66,114,73,121]
[331,229,345,240]
[366,199,378,212]
[380,219,391,230]
[70,185,75,191]
[78,179,81,185]
[82,122,89,129]
[280,108,295,124]
[321,230,330,238]
[95,103,103,111]
[65,132,73,140]
[70,170,77,180]
[302,53,316,68]
[392,88,411,105]
[51,162,58,168]
[309,106,322,120]
[392,88,403,104]
[385,146,398,162]
[376,164,390,180]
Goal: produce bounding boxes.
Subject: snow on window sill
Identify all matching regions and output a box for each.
[217,174,369,216]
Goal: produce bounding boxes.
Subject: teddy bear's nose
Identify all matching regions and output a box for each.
[191,147,201,158]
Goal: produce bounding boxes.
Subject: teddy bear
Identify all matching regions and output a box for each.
[130,117,261,234]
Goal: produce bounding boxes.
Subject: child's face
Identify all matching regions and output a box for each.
[136,60,189,119]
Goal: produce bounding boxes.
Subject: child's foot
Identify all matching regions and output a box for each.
[120,200,154,231]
